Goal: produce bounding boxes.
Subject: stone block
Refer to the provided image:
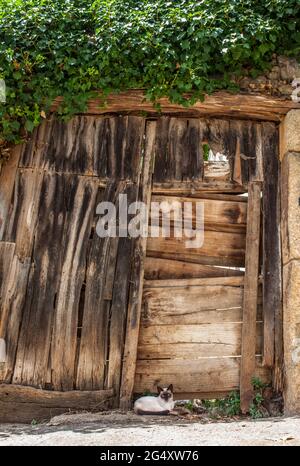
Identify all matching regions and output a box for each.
[281,152,300,264]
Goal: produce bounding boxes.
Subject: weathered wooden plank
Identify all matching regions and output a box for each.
[142,278,262,325]
[164,118,184,180]
[151,117,169,182]
[142,296,262,328]
[233,138,242,185]
[152,180,246,194]
[240,121,257,183]
[2,169,44,259]
[0,256,31,382]
[144,257,244,280]
[151,195,247,231]
[119,120,156,409]
[106,183,137,396]
[138,322,263,358]
[12,174,84,388]
[146,228,246,267]
[240,182,261,413]
[0,145,22,240]
[0,384,114,424]
[53,90,300,121]
[252,123,264,182]
[106,236,133,395]
[76,183,117,391]
[51,177,98,391]
[0,242,15,315]
[144,275,244,288]
[103,236,119,300]
[184,119,204,180]
[1,169,44,383]
[262,123,282,385]
[142,282,243,326]
[153,118,203,182]
[107,116,145,181]
[19,118,53,169]
[134,357,270,395]
[142,304,263,327]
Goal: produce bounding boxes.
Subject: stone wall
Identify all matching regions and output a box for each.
[281,111,300,414]
[233,55,300,99]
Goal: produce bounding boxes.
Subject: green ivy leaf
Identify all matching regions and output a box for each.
[25,120,35,132]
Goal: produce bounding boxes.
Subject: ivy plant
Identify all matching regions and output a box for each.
[1,0,300,151]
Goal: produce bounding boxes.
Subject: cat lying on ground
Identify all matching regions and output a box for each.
[134,385,174,415]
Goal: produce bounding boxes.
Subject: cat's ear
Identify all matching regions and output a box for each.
[167,384,173,393]
[157,386,163,394]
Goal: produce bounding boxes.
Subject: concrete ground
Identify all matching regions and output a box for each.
[0,412,300,446]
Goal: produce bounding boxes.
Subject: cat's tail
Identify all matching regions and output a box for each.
[135,409,170,416]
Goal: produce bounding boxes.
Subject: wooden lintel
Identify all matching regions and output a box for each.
[52,90,300,121]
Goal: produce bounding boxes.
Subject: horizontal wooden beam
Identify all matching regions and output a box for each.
[144,275,244,288]
[152,181,247,194]
[0,384,114,423]
[52,90,300,121]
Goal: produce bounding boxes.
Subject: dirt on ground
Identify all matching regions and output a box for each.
[0,411,300,446]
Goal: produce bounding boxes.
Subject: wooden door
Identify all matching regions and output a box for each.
[0,116,152,405]
[130,118,281,410]
[0,115,281,413]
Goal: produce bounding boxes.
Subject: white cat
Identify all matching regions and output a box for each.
[134,385,174,415]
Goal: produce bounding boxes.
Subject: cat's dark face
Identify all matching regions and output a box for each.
[157,384,174,402]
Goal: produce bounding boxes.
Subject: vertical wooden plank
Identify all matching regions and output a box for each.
[233,138,242,185]
[51,176,98,391]
[273,163,283,392]
[240,181,261,413]
[168,118,186,180]
[76,182,118,390]
[253,123,264,182]
[0,257,31,382]
[152,117,170,182]
[12,174,70,387]
[183,119,203,180]
[1,169,44,383]
[0,145,22,240]
[123,116,146,182]
[262,123,282,386]
[119,120,156,409]
[0,241,16,373]
[93,117,110,178]
[107,116,145,181]
[19,118,53,169]
[3,169,44,258]
[103,236,120,300]
[240,121,257,183]
[0,242,15,315]
[106,183,137,398]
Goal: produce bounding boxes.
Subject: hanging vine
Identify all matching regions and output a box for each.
[1,0,300,151]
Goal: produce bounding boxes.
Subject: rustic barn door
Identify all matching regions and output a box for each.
[131,118,281,410]
[0,114,281,414]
